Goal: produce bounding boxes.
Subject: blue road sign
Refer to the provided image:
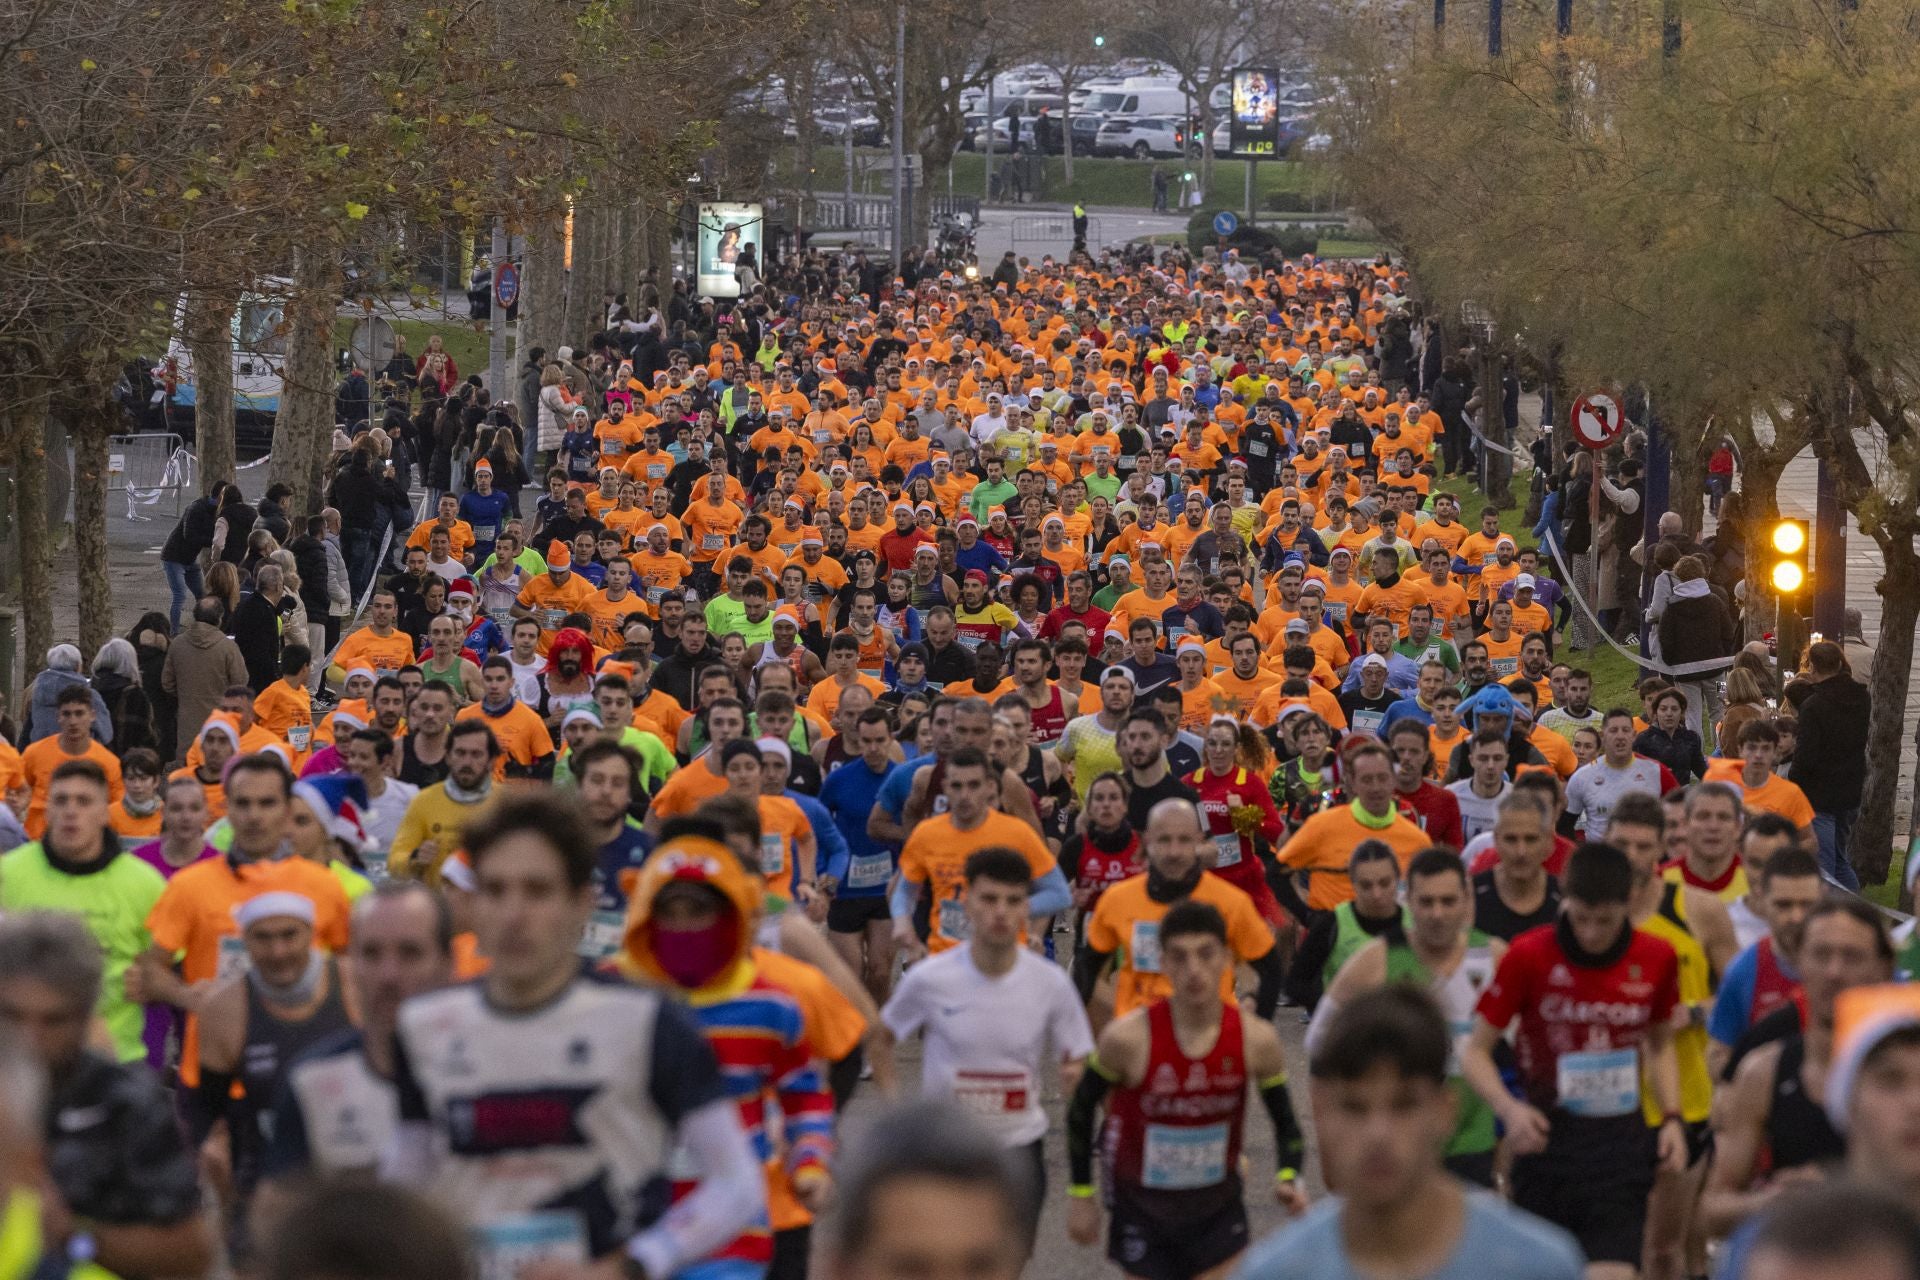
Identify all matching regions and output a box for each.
[1212,211,1239,236]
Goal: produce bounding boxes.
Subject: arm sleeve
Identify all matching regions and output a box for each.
[1260,1076,1307,1175]
[1028,866,1072,917]
[625,1099,766,1280]
[888,872,921,923]
[806,799,848,881]
[1065,1058,1117,1187]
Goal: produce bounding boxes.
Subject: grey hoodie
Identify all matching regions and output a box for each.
[25,667,112,745]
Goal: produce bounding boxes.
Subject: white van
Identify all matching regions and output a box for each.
[160,283,290,423]
[1075,84,1192,124]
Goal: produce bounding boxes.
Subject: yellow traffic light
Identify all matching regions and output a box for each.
[1768,519,1810,595]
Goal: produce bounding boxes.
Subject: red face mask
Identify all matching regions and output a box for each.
[649,913,740,989]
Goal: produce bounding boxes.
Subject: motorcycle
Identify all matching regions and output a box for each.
[933,210,977,269]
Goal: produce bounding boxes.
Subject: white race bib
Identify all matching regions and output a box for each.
[288,724,312,752]
[937,896,971,943]
[217,934,251,982]
[1212,833,1243,868]
[579,909,626,959]
[846,851,893,890]
[1556,1047,1639,1117]
[471,1211,588,1280]
[1129,919,1163,974]
[951,1069,1033,1116]
[702,533,725,551]
[759,834,786,877]
[1141,1122,1229,1190]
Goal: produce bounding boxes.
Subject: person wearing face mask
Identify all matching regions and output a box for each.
[1074,797,1282,1022]
[616,828,835,1277]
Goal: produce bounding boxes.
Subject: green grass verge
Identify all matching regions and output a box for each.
[333,316,493,378]
[788,146,1320,210]
[1317,237,1388,259]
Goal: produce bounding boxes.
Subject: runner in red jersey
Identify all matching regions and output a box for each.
[1189,721,1286,926]
[1461,841,1687,1278]
[1064,900,1307,1280]
[1010,637,1076,748]
[1065,774,1143,915]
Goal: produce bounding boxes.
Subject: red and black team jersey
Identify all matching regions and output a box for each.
[1071,830,1142,902]
[1475,924,1680,1117]
[1103,1000,1247,1217]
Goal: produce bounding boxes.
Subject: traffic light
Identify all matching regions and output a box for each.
[1769,519,1809,594]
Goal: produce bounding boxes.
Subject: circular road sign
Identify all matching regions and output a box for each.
[1212,210,1239,237]
[494,261,521,310]
[1570,392,1625,450]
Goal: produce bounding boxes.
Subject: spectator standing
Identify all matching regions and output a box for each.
[160,598,249,765]
[1657,555,1738,742]
[25,647,112,747]
[159,481,225,634]
[1789,640,1872,889]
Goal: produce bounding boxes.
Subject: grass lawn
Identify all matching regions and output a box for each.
[789,146,1324,211]
[333,315,494,378]
[1316,237,1388,260]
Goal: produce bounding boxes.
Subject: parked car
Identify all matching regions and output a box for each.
[1094,116,1191,159]
[816,105,883,146]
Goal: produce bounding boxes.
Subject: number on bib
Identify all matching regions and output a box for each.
[1556,1047,1639,1117]
[1141,1122,1230,1190]
[471,1211,589,1280]
[1129,919,1163,974]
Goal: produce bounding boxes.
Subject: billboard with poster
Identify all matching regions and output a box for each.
[1229,68,1281,157]
[696,203,762,298]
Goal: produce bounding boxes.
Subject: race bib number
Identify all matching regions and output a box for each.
[579,909,625,960]
[952,1069,1032,1116]
[1211,833,1242,868]
[541,608,565,631]
[1248,440,1270,457]
[471,1211,588,1280]
[702,533,725,552]
[648,464,667,480]
[759,834,786,878]
[1141,1122,1229,1190]
[1556,1047,1639,1117]
[937,896,971,943]
[846,851,893,890]
[1490,657,1519,676]
[1352,709,1385,736]
[288,724,312,752]
[1326,602,1349,623]
[814,429,833,444]
[646,584,668,604]
[1129,919,1163,974]
[217,934,251,982]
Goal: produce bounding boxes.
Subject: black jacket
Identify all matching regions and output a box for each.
[163,496,220,565]
[230,591,288,692]
[650,641,718,712]
[288,533,332,618]
[327,456,380,533]
[256,497,291,545]
[1790,675,1872,812]
[1658,589,1738,668]
[1634,725,1708,786]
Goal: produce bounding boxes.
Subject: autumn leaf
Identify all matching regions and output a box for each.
[344,201,369,219]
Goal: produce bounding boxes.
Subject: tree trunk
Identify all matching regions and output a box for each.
[4,384,54,676]
[522,216,567,366]
[1670,431,1708,540]
[559,204,591,347]
[66,390,115,660]
[1479,339,1513,505]
[1852,534,1920,885]
[269,248,340,519]
[185,291,237,485]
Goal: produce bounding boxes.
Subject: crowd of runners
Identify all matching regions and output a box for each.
[0,240,1908,1280]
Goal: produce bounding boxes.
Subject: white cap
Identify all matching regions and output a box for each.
[1515,573,1537,591]
[236,892,316,930]
[756,736,792,765]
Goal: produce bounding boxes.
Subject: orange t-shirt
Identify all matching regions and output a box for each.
[454,702,554,778]
[898,812,1055,953]
[331,626,415,673]
[145,855,351,1083]
[649,757,731,821]
[20,737,124,837]
[1085,872,1274,1018]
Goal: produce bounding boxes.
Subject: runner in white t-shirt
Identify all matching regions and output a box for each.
[881,844,1094,1214]
[1564,709,1677,839]
[1446,730,1513,843]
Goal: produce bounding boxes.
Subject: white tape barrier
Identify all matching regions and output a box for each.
[123,447,198,520]
[1538,531,1737,680]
